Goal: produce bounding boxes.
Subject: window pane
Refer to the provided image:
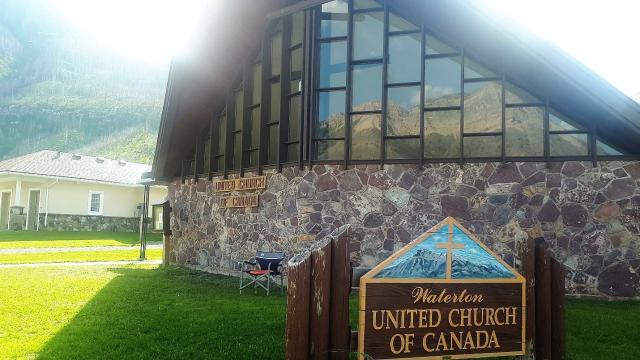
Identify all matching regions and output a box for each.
[319,40,347,88]
[291,12,304,46]
[597,140,623,156]
[463,81,501,133]
[217,115,226,154]
[215,156,224,171]
[90,194,100,212]
[505,107,543,157]
[252,64,261,104]
[351,63,382,110]
[290,47,303,92]
[233,132,242,169]
[248,150,259,167]
[203,137,211,173]
[387,86,420,136]
[425,35,456,55]
[321,0,348,38]
[549,112,584,131]
[250,107,261,147]
[316,91,345,138]
[388,33,421,84]
[352,12,384,60]
[386,138,420,159]
[389,12,419,32]
[464,58,495,79]
[286,144,299,162]
[234,91,243,130]
[354,0,380,10]
[268,125,279,164]
[550,133,589,156]
[288,95,301,141]
[271,32,282,76]
[315,140,344,160]
[464,136,501,157]
[270,82,281,123]
[505,83,538,104]
[351,114,381,160]
[425,56,461,107]
[424,110,460,158]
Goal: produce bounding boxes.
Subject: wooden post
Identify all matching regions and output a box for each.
[162,200,172,265]
[329,226,351,360]
[551,258,566,360]
[310,238,332,360]
[524,237,536,356]
[286,251,312,360]
[535,245,552,360]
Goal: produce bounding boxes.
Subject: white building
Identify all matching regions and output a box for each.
[0,150,166,231]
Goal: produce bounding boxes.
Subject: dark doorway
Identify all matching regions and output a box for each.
[27,190,40,230]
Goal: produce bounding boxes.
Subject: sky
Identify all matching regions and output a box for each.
[48,0,639,98]
[485,0,640,97]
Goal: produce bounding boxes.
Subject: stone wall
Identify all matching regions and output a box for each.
[168,161,640,298]
[39,213,139,232]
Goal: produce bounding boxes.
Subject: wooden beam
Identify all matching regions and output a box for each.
[286,251,312,360]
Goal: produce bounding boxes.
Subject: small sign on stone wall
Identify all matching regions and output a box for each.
[214,176,266,192]
[358,217,526,359]
[219,194,259,208]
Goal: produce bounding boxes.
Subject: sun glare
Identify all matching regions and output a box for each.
[485,0,640,96]
[51,0,211,65]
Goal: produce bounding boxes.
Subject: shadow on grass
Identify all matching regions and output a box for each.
[37,266,286,360]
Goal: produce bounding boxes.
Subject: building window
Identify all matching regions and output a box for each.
[188,0,631,178]
[88,191,104,215]
[152,205,164,232]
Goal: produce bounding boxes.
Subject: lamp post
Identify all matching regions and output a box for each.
[138,172,154,261]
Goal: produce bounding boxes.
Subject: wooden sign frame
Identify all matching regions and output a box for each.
[358,217,526,360]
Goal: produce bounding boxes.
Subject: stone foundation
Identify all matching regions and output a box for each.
[168,161,640,298]
[39,213,138,232]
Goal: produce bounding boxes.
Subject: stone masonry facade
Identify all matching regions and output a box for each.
[168,161,640,298]
[38,213,139,232]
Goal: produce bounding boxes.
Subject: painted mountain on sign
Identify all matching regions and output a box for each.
[376,249,447,278]
[373,222,515,279]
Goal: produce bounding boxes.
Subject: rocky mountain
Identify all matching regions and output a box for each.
[376,249,446,278]
[320,82,605,159]
[0,0,167,164]
[376,247,513,278]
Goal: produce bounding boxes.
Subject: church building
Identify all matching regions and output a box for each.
[152,0,640,297]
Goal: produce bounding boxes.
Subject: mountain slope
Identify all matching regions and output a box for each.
[0,0,167,164]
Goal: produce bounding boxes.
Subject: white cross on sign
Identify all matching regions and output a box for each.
[435,223,465,278]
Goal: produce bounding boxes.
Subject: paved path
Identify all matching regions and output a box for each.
[0,244,163,255]
[0,259,163,268]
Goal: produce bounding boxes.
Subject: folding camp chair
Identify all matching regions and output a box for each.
[238,252,285,295]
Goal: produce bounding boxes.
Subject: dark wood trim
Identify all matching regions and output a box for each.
[344,0,354,170]
[278,15,292,172]
[208,112,217,180]
[419,24,426,167]
[259,26,271,175]
[459,48,465,165]
[241,63,253,177]
[379,2,389,168]
[501,73,506,163]
[224,87,235,179]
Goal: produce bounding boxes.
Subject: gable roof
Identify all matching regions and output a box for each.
[0,150,150,185]
[153,0,640,179]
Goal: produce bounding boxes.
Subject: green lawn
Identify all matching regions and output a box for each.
[0,265,285,360]
[0,231,162,249]
[1,264,637,359]
[0,248,162,264]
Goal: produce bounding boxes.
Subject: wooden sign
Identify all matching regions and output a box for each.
[219,194,259,208]
[359,217,525,359]
[214,176,266,192]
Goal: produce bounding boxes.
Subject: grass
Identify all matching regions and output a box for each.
[0,248,162,264]
[565,298,640,359]
[0,231,162,249]
[0,263,637,359]
[0,265,286,360]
